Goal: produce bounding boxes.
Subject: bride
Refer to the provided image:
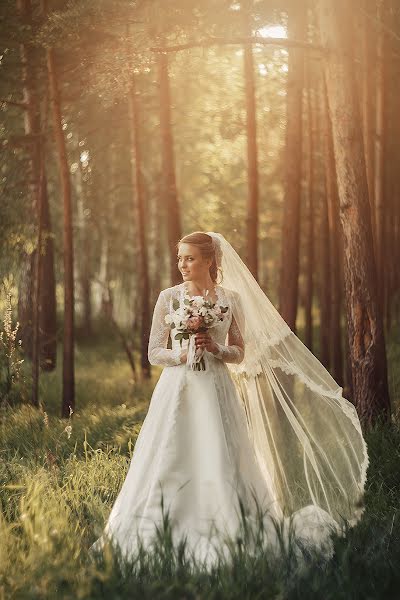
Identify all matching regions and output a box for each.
[91,231,369,568]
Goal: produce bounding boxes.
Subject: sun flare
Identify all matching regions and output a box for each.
[256,25,287,39]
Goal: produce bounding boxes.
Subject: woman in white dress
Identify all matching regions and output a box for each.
[92,231,369,568]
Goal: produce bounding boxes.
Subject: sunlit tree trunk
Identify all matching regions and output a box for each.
[323,80,343,386]
[315,80,331,369]
[319,135,331,370]
[100,137,117,319]
[318,0,391,426]
[243,42,259,279]
[75,148,92,337]
[380,3,394,334]
[374,0,387,314]
[40,183,57,372]
[304,65,315,351]
[128,73,151,379]
[278,5,306,332]
[158,52,181,285]
[46,46,75,418]
[315,84,333,369]
[361,0,376,248]
[244,44,258,279]
[150,188,165,302]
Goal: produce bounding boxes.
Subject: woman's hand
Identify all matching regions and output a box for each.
[179,350,188,364]
[194,331,219,355]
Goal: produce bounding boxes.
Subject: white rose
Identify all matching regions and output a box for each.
[191,296,204,307]
[173,314,182,326]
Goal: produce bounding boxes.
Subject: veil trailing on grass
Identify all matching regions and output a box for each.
[206,231,369,528]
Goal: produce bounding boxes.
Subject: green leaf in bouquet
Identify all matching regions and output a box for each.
[170,322,176,329]
[184,298,190,305]
[173,299,180,311]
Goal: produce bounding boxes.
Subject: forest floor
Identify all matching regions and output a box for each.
[1,324,400,599]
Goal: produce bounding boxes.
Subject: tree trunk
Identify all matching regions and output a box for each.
[317,0,391,426]
[386,62,400,329]
[158,52,181,285]
[361,0,376,249]
[384,169,394,331]
[374,0,387,314]
[149,180,165,303]
[243,42,259,279]
[278,5,306,332]
[304,66,315,351]
[394,177,400,323]
[317,84,331,370]
[128,74,151,379]
[17,0,57,374]
[319,174,331,370]
[18,255,34,358]
[75,149,92,337]
[47,47,75,418]
[39,182,57,371]
[99,236,112,316]
[323,80,343,386]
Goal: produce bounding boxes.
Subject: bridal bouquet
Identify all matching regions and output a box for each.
[165,291,228,371]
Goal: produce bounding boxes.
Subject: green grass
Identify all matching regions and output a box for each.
[0,331,399,599]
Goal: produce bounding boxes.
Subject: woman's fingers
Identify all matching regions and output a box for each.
[195,332,210,339]
[195,332,210,348]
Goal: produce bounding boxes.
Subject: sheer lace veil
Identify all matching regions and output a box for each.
[206,231,369,528]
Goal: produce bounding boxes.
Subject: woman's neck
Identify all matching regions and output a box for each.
[184,278,216,296]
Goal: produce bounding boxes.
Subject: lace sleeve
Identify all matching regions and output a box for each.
[213,293,245,364]
[148,290,182,367]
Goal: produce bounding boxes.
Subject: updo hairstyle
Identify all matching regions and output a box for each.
[177,231,223,284]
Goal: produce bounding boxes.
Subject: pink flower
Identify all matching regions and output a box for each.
[187,316,203,331]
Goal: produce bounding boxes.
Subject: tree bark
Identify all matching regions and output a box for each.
[46,47,75,418]
[158,52,181,285]
[374,0,387,314]
[323,79,343,386]
[304,66,315,352]
[319,188,332,370]
[31,136,46,408]
[243,42,259,279]
[317,83,331,370]
[39,183,57,372]
[128,74,151,379]
[278,5,306,332]
[16,0,57,374]
[361,0,376,250]
[317,0,391,426]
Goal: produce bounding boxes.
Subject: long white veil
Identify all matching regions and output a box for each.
[207,231,369,528]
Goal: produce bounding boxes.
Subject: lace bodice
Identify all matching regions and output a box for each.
[148,283,244,367]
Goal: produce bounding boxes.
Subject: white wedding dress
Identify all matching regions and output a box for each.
[91,282,341,568]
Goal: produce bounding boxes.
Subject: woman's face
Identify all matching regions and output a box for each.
[177,243,211,282]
